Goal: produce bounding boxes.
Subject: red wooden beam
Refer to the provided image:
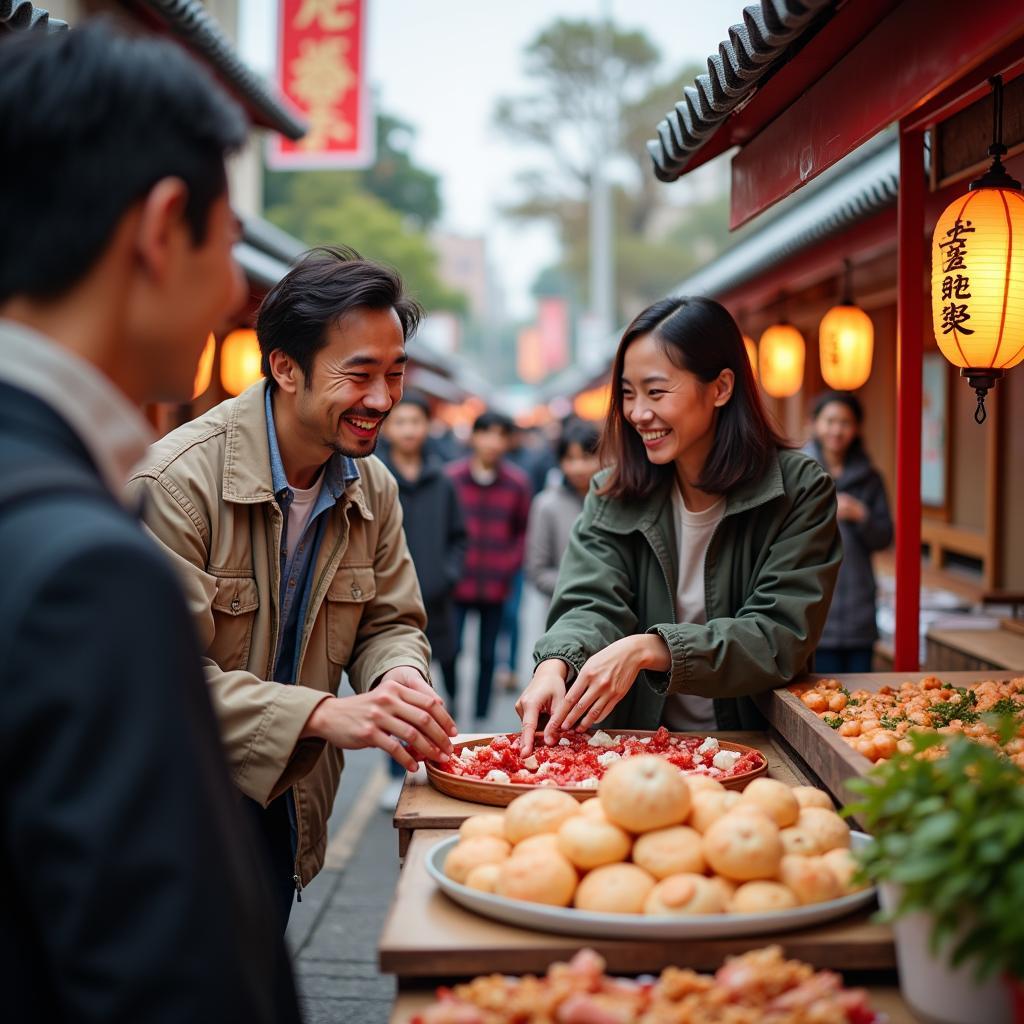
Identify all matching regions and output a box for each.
[894,128,926,673]
[730,0,1024,229]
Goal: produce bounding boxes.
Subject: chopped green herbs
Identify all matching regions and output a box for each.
[823,714,843,730]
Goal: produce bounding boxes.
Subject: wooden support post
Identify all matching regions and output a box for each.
[894,127,925,672]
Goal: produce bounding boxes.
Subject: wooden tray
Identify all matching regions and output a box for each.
[378,831,897,978]
[425,730,769,808]
[756,671,1021,805]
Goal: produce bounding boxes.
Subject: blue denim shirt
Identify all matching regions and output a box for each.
[265,385,359,685]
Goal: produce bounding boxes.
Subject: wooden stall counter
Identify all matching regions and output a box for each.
[393,731,816,858]
[378,830,897,981]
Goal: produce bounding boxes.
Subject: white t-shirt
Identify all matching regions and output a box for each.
[284,475,323,575]
[661,485,726,733]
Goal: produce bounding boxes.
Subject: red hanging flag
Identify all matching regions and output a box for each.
[268,0,374,169]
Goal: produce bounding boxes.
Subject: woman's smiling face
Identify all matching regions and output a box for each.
[620,332,728,468]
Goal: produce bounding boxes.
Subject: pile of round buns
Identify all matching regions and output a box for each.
[443,755,867,915]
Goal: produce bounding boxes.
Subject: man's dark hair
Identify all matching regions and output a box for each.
[472,410,515,435]
[397,390,431,417]
[0,19,247,303]
[256,246,423,384]
[557,420,600,461]
[600,296,789,500]
[812,389,864,424]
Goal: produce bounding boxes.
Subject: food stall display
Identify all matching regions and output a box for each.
[428,756,872,938]
[791,675,1024,765]
[408,946,886,1024]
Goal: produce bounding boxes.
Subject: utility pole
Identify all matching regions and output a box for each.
[586,0,615,366]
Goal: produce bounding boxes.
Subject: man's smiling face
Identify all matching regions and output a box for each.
[294,306,407,459]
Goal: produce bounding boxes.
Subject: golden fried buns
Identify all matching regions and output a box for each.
[702,812,783,881]
[684,774,726,796]
[796,808,851,852]
[791,786,834,811]
[644,873,725,916]
[688,790,742,834]
[598,756,690,833]
[495,849,577,907]
[730,880,799,913]
[510,833,562,860]
[779,825,824,856]
[574,863,656,914]
[463,863,502,893]
[503,788,581,844]
[445,836,511,884]
[778,854,842,905]
[632,826,705,879]
[822,847,867,894]
[557,815,632,870]
[459,814,506,841]
[739,778,800,828]
[579,797,608,821]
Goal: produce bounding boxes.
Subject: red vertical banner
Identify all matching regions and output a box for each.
[268,0,374,169]
[537,297,569,374]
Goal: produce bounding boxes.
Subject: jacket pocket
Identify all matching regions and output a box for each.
[326,566,376,666]
[210,576,260,669]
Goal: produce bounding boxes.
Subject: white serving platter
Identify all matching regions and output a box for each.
[426,832,876,939]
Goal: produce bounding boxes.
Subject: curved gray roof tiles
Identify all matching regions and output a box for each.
[0,1,67,32]
[134,0,307,140]
[648,0,834,182]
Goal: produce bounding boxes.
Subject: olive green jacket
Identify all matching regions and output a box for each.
[533,449,841,731]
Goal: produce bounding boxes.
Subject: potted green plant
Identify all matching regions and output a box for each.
[847,724,1024,1024]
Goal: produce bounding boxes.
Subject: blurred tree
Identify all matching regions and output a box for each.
[265,172,465,312]
[495,20,732,318]
[264,111,463,312]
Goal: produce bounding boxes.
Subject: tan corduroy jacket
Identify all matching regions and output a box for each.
[126,383,430,884]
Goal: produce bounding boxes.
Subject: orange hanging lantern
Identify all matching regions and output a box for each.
[758,323,805,398]
[931,75,1024,423]
[819,262,873,391]
[219,328,263,396]
[743,335,758,380]
[192,333,216,400]
[573,383,612,422]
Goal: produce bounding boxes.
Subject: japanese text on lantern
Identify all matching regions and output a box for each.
[269,0,374,169]
[938,217,975,336]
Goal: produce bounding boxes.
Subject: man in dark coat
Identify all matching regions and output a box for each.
[0,23,300,1023]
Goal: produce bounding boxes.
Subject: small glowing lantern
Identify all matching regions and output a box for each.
[819,262,873,391]
[192,333,216,400]
[743,335,758,380]
[758,323,805,398]
[931,75,1024,423]
[219,328,263,396]
[573,383,612,422]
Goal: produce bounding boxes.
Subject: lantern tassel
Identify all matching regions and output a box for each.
[961,369,1003,426]
[973,389,988,425]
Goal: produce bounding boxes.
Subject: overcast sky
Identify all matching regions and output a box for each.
[240,0,747,318]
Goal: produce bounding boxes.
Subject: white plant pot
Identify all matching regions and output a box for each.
[879,882,1012,1024]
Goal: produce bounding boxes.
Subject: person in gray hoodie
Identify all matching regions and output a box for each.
[525,420,602,600]
[803,391,893,674]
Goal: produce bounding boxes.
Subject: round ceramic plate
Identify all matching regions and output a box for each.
[425,730,769,807]
[426,832,876,939]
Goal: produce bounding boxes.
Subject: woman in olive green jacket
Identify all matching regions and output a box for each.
[517,297,841,755]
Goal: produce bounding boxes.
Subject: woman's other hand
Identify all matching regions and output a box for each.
[544,635,670,742]
[516,659,569,756]
[836,492,867,523]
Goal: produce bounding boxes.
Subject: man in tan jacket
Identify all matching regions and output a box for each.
[127,246,456,926]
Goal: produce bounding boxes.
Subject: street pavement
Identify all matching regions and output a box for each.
[285,591,546,1022]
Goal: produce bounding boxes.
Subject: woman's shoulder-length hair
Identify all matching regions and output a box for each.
[598,296,790,502]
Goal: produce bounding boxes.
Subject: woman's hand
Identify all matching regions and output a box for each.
[836,493,867,523]
[516,659,569,756]
[545,635,671,741]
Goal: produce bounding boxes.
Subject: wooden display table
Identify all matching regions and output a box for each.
[389,987,923,1023]
[393,731,816,858]
[926,626,1024,672]
[757,671,1020,806]
[378,831,897,979]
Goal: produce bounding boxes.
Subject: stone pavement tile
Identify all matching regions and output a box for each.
[294,969,394,1002]
[298,903,390,962]
[295,960,386,980]
[299,997,391,1024]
